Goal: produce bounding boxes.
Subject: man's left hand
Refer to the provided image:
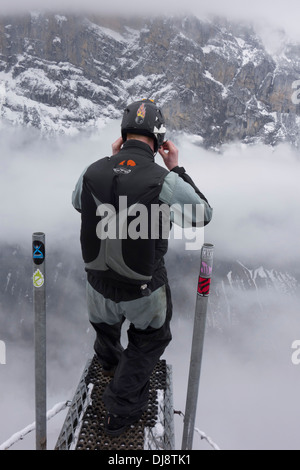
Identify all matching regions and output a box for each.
[112,137,123,155]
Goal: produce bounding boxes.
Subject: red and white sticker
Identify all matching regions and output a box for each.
[197,276,211,296]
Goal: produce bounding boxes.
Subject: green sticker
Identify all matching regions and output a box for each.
[33,269,44,288]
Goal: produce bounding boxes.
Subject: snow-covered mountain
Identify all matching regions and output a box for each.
[208,260,299,332]
[1,12,300,148]
[1,12,299,342]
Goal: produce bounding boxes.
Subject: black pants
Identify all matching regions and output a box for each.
[90,283,173,416]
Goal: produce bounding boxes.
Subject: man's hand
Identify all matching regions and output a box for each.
[112,137,123,155]
[158,140,179,170]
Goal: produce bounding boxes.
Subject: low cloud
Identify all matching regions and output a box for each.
[176,136,300,269]
[0,121,119,250]
[1,120,299,269]
[1,0,300,42]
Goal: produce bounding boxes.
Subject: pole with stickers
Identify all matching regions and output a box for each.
[181,243,214,450]
[32,232,47,450]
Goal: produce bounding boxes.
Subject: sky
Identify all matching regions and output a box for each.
[1,0,300,42]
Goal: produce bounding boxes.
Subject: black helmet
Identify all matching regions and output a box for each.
[121,99,166,152]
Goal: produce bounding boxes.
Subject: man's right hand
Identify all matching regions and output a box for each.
[158,140,179,170]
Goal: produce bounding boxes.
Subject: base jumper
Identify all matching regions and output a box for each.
[72,98,213,435]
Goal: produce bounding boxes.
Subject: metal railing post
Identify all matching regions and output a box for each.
[181,243,214,450]
[32,232,47,450]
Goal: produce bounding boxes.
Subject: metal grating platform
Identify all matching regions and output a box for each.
[55,357,174,451]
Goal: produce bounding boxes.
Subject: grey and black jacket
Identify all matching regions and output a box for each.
[72,139,212,299]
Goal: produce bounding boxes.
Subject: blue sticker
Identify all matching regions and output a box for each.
[33,241,45,265]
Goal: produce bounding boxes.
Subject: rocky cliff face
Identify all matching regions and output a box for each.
[0,12,300,148]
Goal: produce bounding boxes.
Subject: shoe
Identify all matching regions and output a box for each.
[104,410,144,436]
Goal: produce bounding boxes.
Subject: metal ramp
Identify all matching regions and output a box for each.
[55,357,175,451]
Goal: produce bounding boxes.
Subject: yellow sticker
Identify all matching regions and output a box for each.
[33,269,44,288]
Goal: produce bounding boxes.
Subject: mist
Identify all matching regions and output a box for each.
[1,0,300,43]
[1,120,299,267]
[0,120,300,450]
[179,135,300,268]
